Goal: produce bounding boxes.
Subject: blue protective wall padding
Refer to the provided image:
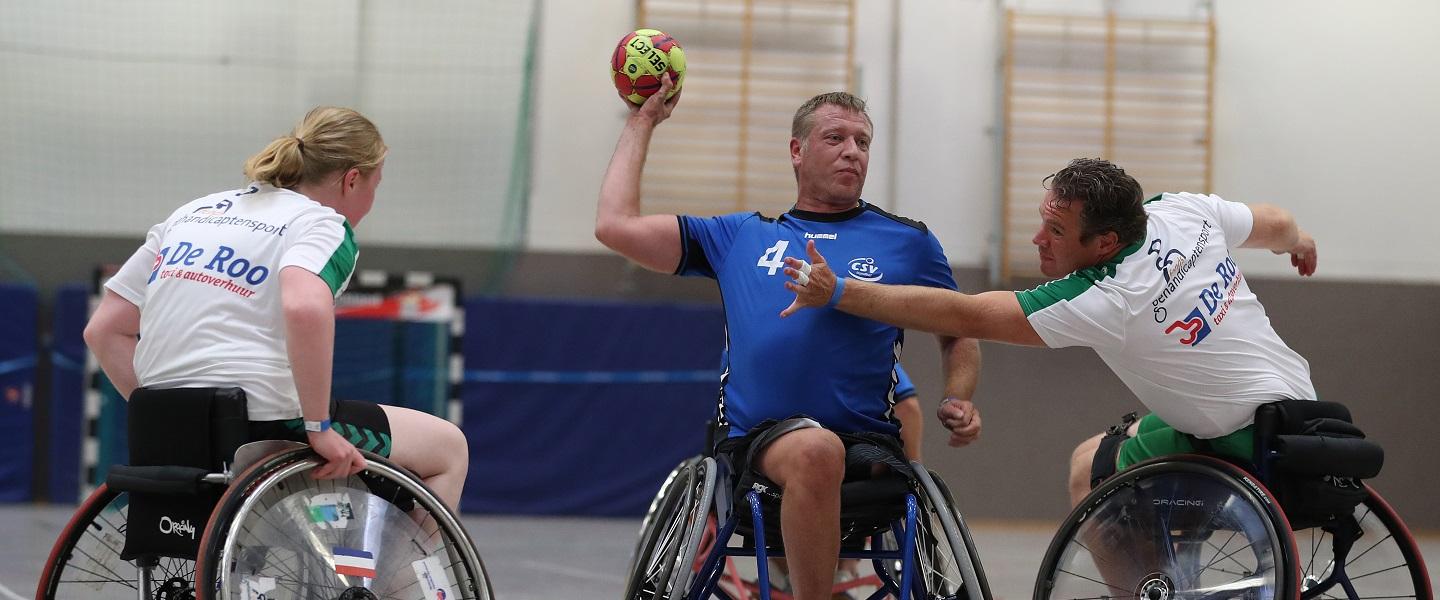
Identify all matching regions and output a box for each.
[47,283,90,503]
[0,283,37,501]
[460,297,723,516]
[43,291,725,515]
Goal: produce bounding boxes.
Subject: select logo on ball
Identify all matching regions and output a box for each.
[611,28,686,105]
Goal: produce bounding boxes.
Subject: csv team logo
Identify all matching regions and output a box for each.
[847,257,883,282]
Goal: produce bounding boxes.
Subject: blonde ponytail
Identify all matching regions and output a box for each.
[243,136,307,188]
[243,107,386,188]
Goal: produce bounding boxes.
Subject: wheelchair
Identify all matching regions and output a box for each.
[1034,400,1431,600]
[623,450,992,600]
[36,387,492,600]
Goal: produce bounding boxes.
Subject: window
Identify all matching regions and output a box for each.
[1001,10,1214,279]
[636,0,856,216]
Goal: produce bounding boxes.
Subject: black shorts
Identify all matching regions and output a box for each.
[249,398,393,458]
[715,416,913,496]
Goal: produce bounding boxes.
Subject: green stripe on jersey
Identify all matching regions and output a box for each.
[1144,193,1166,204]
[318,221,358,296]
[1014,240,1142,316]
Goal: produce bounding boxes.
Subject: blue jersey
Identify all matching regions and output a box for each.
[678,201,956,437]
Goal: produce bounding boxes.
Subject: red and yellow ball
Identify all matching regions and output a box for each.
[611,29,686,105]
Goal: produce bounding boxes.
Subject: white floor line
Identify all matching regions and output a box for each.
[516,559,625,584]
[0,579,28,600]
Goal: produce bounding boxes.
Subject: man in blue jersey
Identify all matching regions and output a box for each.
[597,76,981,600]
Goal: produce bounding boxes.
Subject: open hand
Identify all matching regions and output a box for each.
[780,240,836,317]
[938,398,981,447]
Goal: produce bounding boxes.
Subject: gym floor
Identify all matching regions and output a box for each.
[4,504,1434,599]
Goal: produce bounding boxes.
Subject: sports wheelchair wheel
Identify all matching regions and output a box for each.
[624,456,716,600]
[909,467,991,600]
[38,483,200,599]
[873,468,990,600]
[1291,486,1431,600]
[1035,456,1296,600]
[194,447,491,600]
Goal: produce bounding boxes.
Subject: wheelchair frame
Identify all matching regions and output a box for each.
[1034,455,1432,600]
[626,455,991,600]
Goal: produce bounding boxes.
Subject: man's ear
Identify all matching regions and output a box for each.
[1099,230,1121,254]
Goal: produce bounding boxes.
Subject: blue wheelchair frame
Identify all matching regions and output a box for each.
[687,489,919,600]
[682,456,981,600]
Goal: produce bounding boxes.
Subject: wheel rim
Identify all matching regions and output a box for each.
[635,468,696,598]
[1294,493,1428,600]
[911,497,968,599]
[42,488,198,599]
[214,458,488,600]
[1043,467,1284,600]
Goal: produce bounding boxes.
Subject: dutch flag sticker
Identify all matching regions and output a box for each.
[333,546,377,578]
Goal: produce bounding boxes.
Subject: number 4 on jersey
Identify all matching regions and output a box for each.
[757,240,790,275]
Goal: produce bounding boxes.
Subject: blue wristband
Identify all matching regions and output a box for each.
[826,277,847,308]
[303,419,331,433]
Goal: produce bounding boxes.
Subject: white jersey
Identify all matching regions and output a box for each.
[106,183,358,420]
[1018,192,1315,438]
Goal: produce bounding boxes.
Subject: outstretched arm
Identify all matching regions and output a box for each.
[1241,203,1316,276]
[781,240,1045,346]
[595,75,686,273]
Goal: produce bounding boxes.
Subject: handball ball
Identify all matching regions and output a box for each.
[612,28,686,105]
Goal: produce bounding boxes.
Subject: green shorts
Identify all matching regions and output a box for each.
[1115,413,1254,470]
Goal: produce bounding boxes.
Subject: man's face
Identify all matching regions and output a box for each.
[791,105,871,206]
[1032,189,1114,278]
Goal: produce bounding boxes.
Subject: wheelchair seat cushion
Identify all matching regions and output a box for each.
[742,471,913,547]
[715,416,914,485]
[715,417,916,546]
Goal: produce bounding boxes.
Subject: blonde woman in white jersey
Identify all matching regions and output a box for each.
[778,157,1318,506]
[83,107,469,510]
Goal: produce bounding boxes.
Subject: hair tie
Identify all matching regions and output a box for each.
[293,136,305,151]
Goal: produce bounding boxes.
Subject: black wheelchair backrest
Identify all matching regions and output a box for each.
[1253,399,1384,530]
[114,386,249,561]
[1254,400,1383,479]
[127,386,249,468]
